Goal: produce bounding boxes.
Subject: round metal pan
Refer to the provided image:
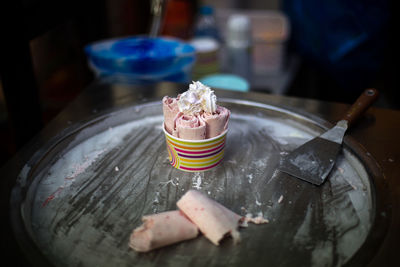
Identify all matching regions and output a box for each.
[10,98,390,267]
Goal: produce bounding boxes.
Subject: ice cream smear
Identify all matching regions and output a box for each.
[177,81,217,115]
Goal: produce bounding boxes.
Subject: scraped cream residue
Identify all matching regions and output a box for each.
[192,173,202,189]
[241,212,269,227]
[39,116,163,207]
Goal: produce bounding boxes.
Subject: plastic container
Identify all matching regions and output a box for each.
[200,74,249,92]
[216,9,290,74]
[84,36,196,84]
[193,5,220,41]
[225,14,252,81]
[250,11,290,73]
[189,37,220,80]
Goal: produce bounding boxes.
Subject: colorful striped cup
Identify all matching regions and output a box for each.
[163,125,227,172]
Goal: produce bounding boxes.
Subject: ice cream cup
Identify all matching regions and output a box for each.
[163,124,227,172]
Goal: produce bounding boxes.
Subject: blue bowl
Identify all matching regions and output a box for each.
[85,36,196,82]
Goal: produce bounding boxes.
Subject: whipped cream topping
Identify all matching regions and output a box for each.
[177,81,217,115]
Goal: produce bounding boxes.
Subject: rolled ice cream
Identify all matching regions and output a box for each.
[162,96,179,134]
[200,106,230,139]
[129,190,269,252]
[162,81,230,140]
[174,114,206,140]
[129,210,198,252]
[177,190,242,245]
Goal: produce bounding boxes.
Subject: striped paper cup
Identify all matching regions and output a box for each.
[163,125,227,172]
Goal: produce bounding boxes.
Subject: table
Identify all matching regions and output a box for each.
[1,80,399,266]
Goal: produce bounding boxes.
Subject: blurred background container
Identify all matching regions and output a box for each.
[250,11,289,74]
[189,37,220,80]
[85,36,196,84]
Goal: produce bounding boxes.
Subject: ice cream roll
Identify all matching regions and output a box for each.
[200,106,230,139]
[177,190,242,245]
[174,114,207,140]
[129,210,198,252]
[162,96,179,135]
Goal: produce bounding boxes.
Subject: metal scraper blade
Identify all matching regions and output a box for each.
[279,120,348,185]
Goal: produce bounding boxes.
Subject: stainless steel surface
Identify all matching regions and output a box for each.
[279,120,348,185]
[2,81,399,266]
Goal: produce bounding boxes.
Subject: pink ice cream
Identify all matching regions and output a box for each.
[129,210,198,252]
[162,96,180,134]
[174,114,206,140]
[129,190,269,252]
[177,190,242,245]
[162,81,230,140]
[200,106,230,139]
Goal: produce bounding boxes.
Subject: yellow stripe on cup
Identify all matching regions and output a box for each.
[179,153,224,168]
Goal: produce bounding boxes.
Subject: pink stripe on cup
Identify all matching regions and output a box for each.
[178,146,224,159]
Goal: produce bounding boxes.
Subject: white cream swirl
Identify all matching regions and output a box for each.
[177,81,217,115]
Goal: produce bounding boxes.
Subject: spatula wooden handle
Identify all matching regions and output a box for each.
[342,88,379,127]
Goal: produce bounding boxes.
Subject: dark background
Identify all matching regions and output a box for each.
[0,0,397,168]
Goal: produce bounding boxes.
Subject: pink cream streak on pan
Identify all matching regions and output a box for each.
[41,150,105,207]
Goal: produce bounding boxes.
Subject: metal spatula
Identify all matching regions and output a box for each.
[279,88,379,185]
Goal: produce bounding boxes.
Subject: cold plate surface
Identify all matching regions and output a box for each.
[14,100,377,267]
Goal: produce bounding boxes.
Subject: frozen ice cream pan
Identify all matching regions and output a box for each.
[163,124,227,172]
[8,98,390,267]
